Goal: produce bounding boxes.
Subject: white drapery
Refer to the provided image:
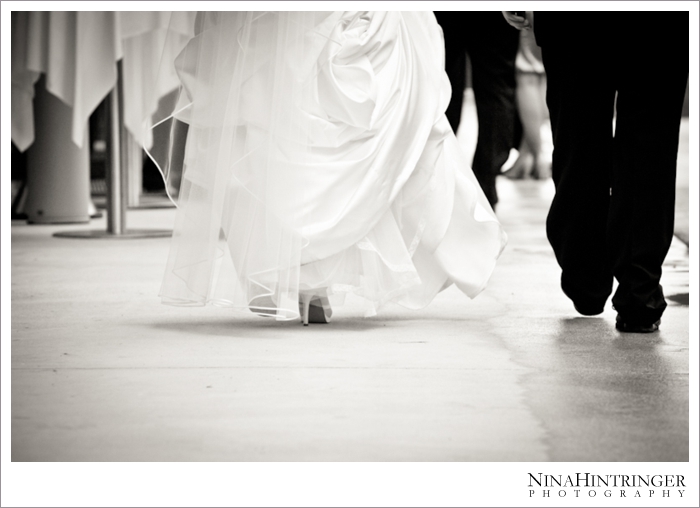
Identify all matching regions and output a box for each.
[11,11,194,151]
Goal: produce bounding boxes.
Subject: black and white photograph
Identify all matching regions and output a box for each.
[3,2,698,507]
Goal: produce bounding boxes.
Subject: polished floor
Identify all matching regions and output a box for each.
[10,181,689,462]
[10,88,691,462]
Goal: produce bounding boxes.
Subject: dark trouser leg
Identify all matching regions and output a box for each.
[541,45,617,311]
[442,36,467,133]
[466,16,519,207]
[609,24,688,325]
[434,13,467,133]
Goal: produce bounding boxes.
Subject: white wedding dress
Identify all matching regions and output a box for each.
[148,11,507,320]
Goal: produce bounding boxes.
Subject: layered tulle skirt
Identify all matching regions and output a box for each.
[147,12,507,320]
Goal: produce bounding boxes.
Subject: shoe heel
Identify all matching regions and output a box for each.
[300,293,312,326]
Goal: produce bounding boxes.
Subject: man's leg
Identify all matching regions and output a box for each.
[541,43,617,313]
[466,14,519,207]
[609,16,689,328]
[434,13,467,133]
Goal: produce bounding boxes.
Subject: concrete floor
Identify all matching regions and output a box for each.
[10,178,689,462]
[10,89,690,462]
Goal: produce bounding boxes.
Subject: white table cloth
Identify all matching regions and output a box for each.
[11,11,195,152]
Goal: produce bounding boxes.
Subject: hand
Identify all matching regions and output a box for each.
[502,11,532,30]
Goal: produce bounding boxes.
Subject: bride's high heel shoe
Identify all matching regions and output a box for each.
[248,296,276,317]
[299,292,332,326]
[503,153,534,180]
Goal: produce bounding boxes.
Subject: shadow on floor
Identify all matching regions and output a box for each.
[148,316,389,339]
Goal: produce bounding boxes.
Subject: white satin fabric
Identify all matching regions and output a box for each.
[149,12,507,319]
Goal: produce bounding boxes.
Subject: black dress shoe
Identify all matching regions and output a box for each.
[574,302,605,316]
[562,286,606,316]
[615,315,661,333]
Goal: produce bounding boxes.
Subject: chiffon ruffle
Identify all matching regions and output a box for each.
[146,12,507,319]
